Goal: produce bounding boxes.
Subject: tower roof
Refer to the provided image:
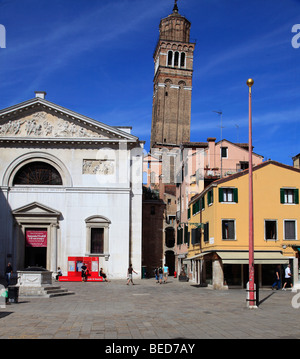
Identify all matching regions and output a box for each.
[159,1,191,43]
[173,0,179,14]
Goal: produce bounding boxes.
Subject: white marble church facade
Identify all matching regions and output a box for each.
[0,92,143,279]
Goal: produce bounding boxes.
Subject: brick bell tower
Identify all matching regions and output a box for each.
[150,1,195,148]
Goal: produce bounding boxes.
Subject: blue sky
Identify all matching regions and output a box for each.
[0,0,299,165]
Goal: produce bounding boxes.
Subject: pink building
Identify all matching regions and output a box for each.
[175,138,264,276]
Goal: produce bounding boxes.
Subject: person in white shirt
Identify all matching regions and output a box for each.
[282,264,292,290]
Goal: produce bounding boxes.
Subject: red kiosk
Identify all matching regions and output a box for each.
[59,256,103,282]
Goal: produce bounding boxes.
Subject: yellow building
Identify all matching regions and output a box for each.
[186,161,300,289]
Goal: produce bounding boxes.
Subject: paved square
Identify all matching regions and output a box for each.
[0,278,299,339]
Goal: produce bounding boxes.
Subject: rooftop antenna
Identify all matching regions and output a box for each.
[213,110,224,178]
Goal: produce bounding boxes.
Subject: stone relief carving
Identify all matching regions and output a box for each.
[0,111,106,138]
[83,160,114,175]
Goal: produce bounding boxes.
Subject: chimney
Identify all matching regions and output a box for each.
[207,137,216,169]
[35,91,47,99]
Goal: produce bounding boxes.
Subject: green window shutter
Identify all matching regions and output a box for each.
[188,207,191,219]
[177,228,183,245]
[201,197,205,210]
[196,228,201,243]
[280,188,285,204]
[234,188,238,203]
[219,188,223,202]
[204,223,209,242]
[207,191,211,205]
[211,189,214,204]
[295,189,299,204]
[193,200,200,215]
[184,226,189,244]
[191,228,195,245]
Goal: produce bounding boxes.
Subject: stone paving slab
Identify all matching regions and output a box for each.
[0,278,300,340]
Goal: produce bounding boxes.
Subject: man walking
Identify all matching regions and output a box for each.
[271,265,281,290]
[282,264,292,290]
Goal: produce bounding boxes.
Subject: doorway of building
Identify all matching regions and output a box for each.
[24,228,47,268]
[165,250,175,276]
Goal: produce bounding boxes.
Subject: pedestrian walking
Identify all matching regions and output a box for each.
[271,265,281,290]
[158,266,163,284]
[282,264,293,290]
[154,267,159,283]
[163,263,169,283]
[5,263,13,286]
[127,264,137,285]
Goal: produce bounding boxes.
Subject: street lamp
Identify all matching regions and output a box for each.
[247,78,257,308]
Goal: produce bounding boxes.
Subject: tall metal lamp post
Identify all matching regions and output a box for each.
[247,78,256,308]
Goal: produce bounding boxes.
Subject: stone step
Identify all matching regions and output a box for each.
[18,285,75,298]
[44,287,75,297]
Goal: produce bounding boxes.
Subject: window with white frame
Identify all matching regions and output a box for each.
[265,220,277,240]
[280,188,299,204]
[222,220,235,240]
[221,147,228,158]
[284,220,296,240]
[85,215,110,257]
[166,50,186,68]
[219,188,238,203]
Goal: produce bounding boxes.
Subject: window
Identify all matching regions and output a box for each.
[203,222,209,243]
[91,228,104,254]
[85,215,110,258]
[192,199,200,215]
[191,228,200,244]
[221,147,228,158]
[174,51,179,67]
[200,197,205,211]
[177,227,183,245]
[222,220,235,240]
[265,220,277,240]
[165,227,175,247]
[167,51,185,68]
[207,189,213,205]
[184,225,190,245]
[280,188,299,204]
[284,220,296,240]
[236,161,249,172]
[13,161,62,185]
[192,197,204,215]
[180,53,185,67]
[167,51,173,66]
[219,188,238,203]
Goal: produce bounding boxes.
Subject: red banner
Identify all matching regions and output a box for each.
[26,230,47,247]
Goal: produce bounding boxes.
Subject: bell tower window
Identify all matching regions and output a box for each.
[168,51,173,66]
[180,52,185,67]
[174,51,179,67]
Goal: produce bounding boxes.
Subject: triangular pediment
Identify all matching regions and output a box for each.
[0,97,138,143]
[12,202,61,217]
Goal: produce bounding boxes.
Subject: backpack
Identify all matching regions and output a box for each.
[159,267,163,274]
